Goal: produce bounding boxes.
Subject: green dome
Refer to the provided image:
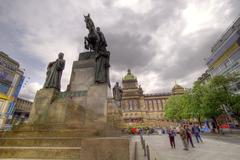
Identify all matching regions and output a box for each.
[123,69,136,81]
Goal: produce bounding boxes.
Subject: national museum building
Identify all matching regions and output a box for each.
[107,69,184,128]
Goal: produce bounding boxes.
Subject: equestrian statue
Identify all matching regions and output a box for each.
[84,14,110,87]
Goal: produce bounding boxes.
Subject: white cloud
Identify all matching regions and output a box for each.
[113,0,153,14]
[182,0,232,35]
[19,82,42,101]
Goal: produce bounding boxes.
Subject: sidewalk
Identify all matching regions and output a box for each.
[132,134,240,160]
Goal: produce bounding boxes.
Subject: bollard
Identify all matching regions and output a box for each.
[140,134,144,145]
[134,142,137,160]
[140,133,143,140]
[141,135,144,149]
[140,134,144,147]
[143,140,146,156]
[147,144,150,160]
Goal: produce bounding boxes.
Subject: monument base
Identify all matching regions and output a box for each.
[0,51,132,159]
[81,137,130,160]
[28,88,108,129]
[28,52,109,127]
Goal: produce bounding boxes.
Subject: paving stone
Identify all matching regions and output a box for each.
[132,134,240,160]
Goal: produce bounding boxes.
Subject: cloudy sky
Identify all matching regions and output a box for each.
[0,0,240,101]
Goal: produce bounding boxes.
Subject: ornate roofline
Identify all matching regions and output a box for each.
[144,92,171,97]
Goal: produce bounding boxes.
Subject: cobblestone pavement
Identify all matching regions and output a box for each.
[132,134,240,160]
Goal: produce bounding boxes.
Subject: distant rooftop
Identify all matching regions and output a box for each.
[0,51,20,67]
[144,92,171,97]
[172,83,184,90]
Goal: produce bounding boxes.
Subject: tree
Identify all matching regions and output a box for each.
[165,75,240,124]
[206,75,240,122]
[189,81,208,124]
[164,95,184,121]
[230,94,240,121]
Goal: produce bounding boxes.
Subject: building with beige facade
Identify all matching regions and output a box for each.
[12,97,33,125]
[107,69,184,128]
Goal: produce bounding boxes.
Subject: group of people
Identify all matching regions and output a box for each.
[124,127,155,135]
[167,124,203,150]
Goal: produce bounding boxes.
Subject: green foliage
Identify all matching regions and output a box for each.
[164,95,183,120]
[165,75,240,122]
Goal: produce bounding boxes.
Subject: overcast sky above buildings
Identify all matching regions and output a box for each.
[0,0,240,101]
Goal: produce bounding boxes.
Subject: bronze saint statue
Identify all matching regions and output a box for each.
[43,52,65,90]
[96,27,107,52]
[113,82,123,101]
[84,14,110,87]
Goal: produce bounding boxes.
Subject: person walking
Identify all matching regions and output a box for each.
[167,127,176,149]
[192,124,203,143]
[179,125,189,151]
[186,125,195,148]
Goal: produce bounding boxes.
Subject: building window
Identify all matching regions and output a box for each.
[147,100,150,111]
[149,100,153,111]
[229,48,240,63]
[156,100,160,111]
[0,100,4,111]
[133,100,137,110]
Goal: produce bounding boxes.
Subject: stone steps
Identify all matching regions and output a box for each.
[12,124,89,131]
[0,137,83,147]
[0,129,99,138]
[0,127,96,159]
[0,146,81,159]
[0,159,80,160]
[0,124,123,159]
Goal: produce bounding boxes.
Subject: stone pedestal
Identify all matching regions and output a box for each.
[29,51,108,128]
[68,53,95,91]
[68,51,108,125]
[81,137,130,160]
[28,88,59,124]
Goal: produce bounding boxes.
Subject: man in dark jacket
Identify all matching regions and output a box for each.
[167,128,176,149]
[186,125,195,148]
[192,124,203,143]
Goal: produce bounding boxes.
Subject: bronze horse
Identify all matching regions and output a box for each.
[84,14,100,52]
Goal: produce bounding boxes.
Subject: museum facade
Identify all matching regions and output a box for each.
[107,69,184,128]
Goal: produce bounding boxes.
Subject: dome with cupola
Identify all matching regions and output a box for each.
[123,69,137,81]
[122,69,138,89]
[172,82,184,95]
